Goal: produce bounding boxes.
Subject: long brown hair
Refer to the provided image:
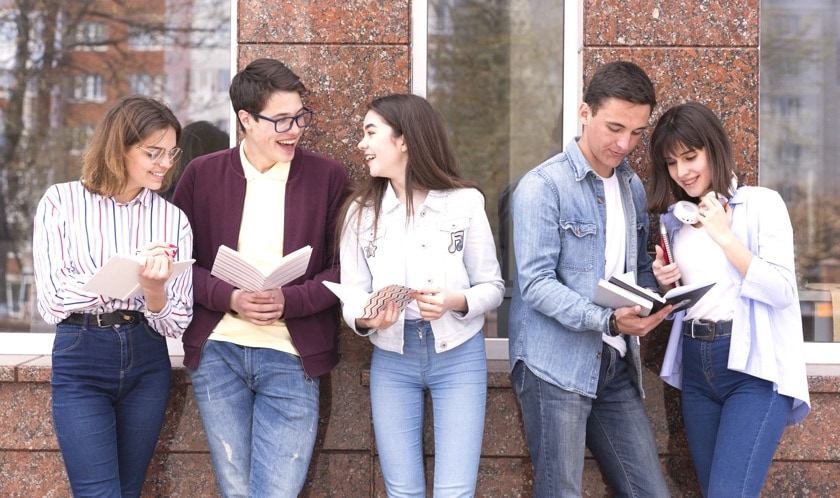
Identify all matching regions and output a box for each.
[647,102,736,214]
[81,95,181,196]
[338,94,479,238]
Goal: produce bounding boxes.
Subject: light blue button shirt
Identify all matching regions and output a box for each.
[659,186,811,425]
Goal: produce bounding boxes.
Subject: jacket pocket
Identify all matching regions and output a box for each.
[558,220,596,271]
[437,217,470,254]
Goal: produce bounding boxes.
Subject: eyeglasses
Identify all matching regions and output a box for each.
[137,145,182,165]
[249,108,314,133]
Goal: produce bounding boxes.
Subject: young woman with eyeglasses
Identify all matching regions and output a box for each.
[33,94,194,497]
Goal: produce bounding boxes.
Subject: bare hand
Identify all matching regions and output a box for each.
[231,288,286,326]
[697,192,734,245]
[356,301,400,330]
[410,286,467,321]
[652,245,681,289]
[614,304,673,337]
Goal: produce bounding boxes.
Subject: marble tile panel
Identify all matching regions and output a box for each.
[584,0,758,47]
[239,0,409,45]
[584,48,759,187]
[303,452,373,497]
[0,383,56,450]
[237,45,410,178]
[0,450,68,497]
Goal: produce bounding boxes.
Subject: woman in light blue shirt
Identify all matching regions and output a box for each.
[338,93,504,497]
[648,102,810,497]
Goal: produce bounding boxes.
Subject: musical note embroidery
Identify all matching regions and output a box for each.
[448,230,464,253]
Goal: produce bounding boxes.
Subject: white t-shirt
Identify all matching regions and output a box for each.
[600,171,627,356]
[673,223,735,321]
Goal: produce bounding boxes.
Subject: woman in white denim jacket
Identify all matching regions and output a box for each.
[648,102,810,498]
[338,94,504,497]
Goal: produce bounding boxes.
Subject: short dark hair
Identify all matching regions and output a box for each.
[583,61,656,115]
[229,58,307,132]
[647,102,735,214]
[81,94,181,196]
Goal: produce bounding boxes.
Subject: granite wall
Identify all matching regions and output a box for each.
[2,0,840,496]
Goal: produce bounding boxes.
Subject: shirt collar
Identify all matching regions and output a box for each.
[239,143,291,181]
[96,187,153,206]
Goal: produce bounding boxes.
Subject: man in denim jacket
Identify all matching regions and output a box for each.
[508,61,673,497]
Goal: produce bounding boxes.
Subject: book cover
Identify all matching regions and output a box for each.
[322,281,416,319]
[210,245,312,292]
[594,274,715,316]
[82,255,195,301]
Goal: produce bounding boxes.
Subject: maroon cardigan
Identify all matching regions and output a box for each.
[172,145,350,378]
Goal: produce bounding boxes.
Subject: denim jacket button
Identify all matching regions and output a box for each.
[440,342,448,349]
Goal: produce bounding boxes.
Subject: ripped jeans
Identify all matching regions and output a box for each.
[190,339,320,498]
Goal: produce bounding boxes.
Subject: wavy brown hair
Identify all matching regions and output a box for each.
[80,95,181,196]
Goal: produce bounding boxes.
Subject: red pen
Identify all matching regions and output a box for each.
[659,223,681,287]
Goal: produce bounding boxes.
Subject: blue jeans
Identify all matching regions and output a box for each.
[512,342,669,498]
[370,320,487,498]
[190,339,320,498]
[681,335,792,498]
[51,319,171,498]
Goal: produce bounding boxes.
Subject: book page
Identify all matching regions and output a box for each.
[211,245,312,292]
[593,279,654,316]
[83,255,194,301]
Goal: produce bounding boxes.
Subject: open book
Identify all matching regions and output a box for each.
[210,245,312,292]
[322,281,416,319]
[593,272,715,317]
[82,255,195,301]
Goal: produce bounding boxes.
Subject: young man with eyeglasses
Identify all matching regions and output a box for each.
[172,58,350,497]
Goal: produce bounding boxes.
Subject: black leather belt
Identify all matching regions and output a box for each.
[682,319,732,341]
[62,310,143,327]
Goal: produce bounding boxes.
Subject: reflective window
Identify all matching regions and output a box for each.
[0,0,231,338]
[423,0,565,341]
[761,0,840,351]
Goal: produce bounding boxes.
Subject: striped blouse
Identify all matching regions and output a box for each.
[33,181,193,338]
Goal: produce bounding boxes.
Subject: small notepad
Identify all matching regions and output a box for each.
[322,281,417,318]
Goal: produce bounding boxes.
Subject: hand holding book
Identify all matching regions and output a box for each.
[593,272,714,317]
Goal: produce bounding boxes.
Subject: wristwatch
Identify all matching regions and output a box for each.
[608,313,620,337]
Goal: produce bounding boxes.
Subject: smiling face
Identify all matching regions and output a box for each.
[358,110,408,185]
[238,90,306,171]
[577,97,651,178]
[118,126,178,202]
[666,144,713,198]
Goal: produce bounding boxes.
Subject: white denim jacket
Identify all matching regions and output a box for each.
[339,184,504,354]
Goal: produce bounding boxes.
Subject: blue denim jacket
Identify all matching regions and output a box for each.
[508,138,656,398]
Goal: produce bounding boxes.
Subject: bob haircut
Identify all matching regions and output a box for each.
[647,102,736,214]
[81,95,181,197]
